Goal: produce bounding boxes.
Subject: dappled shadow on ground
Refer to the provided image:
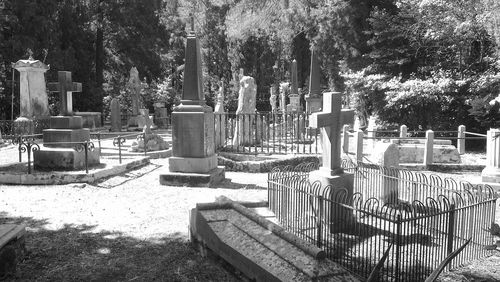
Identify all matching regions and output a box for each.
[0,215,237,281]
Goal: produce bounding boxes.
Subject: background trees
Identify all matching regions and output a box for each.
[0,0,499,135]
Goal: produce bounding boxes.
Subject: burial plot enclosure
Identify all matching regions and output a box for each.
[267,160,498,281]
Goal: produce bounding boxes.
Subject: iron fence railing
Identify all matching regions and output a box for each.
[214,111,320,155]
[268,162,497,281]
[0,118,51,135]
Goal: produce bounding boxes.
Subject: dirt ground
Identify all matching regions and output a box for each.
[0,150,499,281]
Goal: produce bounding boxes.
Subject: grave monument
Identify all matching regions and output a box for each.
[269,87,277,112]
[129,113,168,152]
[110,97,121,132]
[481,128,500,186]
[308,92,355,231]
[305,47,322,113]
[34,71,100,169]
[232,76,257,147]
[159,24,225,187]
[287,59,301,112]
[12,55,50,135]
[214,81,226,147]
[126,67,144,127]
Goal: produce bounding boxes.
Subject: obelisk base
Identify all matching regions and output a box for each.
[160,166,225,188]
[309,168,354,233]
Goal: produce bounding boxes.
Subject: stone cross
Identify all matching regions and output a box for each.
[309,92,354,175]
[48,71,82,116]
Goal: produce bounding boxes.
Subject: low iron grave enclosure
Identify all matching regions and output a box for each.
[268,160,498,281]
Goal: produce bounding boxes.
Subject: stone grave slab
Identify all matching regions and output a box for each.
[0,224,26,278]
[189,199,358,282]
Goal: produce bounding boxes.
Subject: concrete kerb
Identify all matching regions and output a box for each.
[0,148,172,185]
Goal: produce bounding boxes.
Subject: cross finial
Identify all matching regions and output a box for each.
[47,71,82,116]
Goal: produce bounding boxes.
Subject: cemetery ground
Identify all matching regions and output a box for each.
[0,149,499,281]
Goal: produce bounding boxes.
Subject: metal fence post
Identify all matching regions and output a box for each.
[317,195,323,248]
[355,130,364,162]
[143,132,147,157]
[447,204,456,270]
[84,141,89,174]
[395,214,402,281]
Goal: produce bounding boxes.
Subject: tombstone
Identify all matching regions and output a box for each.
[287,61,302,112]
[154,102,168,128]
[308,92,355,232]
[279,82,289,112]
[370,143,400,203]
[33,71,100,169]
[12,56,50,135]
[232,76,257,147]
[159,25,225,187]
[269,87,277,112]
[129,112,168,152]
[214,81,226,148]
[110,98,121,132]
[482,128,500,185]
[305,47,322,113]
[126,67,144,127]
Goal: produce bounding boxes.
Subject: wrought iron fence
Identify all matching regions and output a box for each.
[268,161,497,281]
[214,111,320,155]
[0,118,51,135]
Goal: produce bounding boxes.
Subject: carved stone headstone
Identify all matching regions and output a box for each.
[232,76,257,147]
[279,82,289,112]
[12,56,50,135]
[110,98,121,132]
[215,81,226,147]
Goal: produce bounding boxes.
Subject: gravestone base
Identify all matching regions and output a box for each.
[42,129,90,148]
[50,116,83,129]
[309,169,355,233]
[127,115,140,127]
[0,224,26,279]
[34,147,100,170]
[169,155,218,173]
[159,166,225,187]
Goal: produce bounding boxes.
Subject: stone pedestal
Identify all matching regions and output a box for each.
[13,117,35,135]
[309,168,354,233]
[305,95,322,113]
[74,112,102,128]
[482,129,500,184]
[34,116,100,170]
[160,105,225,187]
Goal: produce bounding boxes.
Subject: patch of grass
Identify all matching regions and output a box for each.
[1,217,237,282]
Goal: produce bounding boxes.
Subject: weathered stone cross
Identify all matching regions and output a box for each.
[48,71,82,116]
[309,92,354,175]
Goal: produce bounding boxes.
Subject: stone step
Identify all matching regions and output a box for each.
[189,200,358,282]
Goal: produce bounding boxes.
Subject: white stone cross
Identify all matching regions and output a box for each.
[48,71,82,116]
[309,92,354,175]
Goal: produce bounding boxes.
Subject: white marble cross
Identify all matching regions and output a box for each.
[309,92,354,175]
[48,71,82,116]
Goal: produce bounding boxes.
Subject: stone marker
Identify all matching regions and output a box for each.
[305,47,322,113]
[214,81,226,148]
[129,113,168,152]
[269,87,277,112]
[34,71,100,169]
[110,98,121,132]
[12,56,50,135]
[482,128,500,185]
[126,67,144,127]
[370,142,400,203]
[232,76,257,147]
[288,61,301,112]
[279,82,289,112]
[159,26,225,187]
[308,92,355,232]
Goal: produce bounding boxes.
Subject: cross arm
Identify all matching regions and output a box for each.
[72,82,82,92]
[47,83,60,92]
[309,112,332,129]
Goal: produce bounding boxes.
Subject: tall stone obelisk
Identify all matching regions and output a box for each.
[305,47,322,113]
[287,59,301,112]
[160,23,225,187]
